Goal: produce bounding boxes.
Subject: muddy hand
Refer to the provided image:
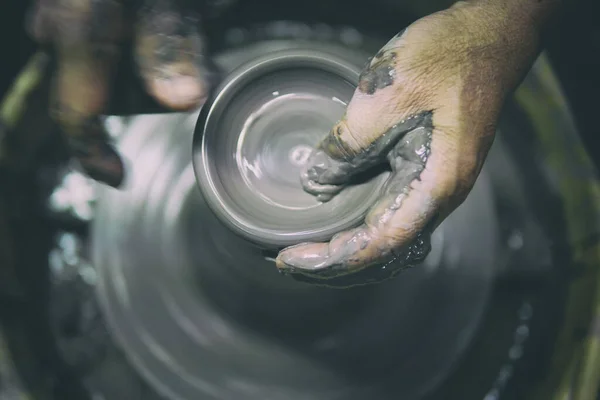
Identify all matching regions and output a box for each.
[28,0,210,187]
[276,0,560,286]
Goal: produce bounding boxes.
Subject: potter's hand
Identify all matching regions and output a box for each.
[276,0,560,287]
[28,0,217,187]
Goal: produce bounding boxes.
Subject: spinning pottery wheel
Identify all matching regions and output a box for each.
[3,10,599,400]
[93,41,497,400]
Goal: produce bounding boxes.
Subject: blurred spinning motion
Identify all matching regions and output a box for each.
[25,0,562,285]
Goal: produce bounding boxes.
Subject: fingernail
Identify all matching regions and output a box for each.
[277,243,332,272]
[275,251,293,270]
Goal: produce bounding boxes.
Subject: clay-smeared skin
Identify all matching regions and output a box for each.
[355,29,406,97]
[276,0,562,287]
[282,115,435,287]
[357,52,397,95]
[28,0,209,187]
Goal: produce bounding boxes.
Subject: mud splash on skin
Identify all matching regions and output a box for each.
[358,51,397,95]
[355,28,406,96]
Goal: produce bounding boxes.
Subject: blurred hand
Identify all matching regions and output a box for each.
[276,0,555,287]
[28,0,214,187]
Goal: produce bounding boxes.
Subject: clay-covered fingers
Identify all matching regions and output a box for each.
[29,0,126,187]
[299,111,429,201]
[276,114,438,286]
[135,0,209,110]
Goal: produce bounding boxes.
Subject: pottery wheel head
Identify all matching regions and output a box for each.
[193,50,388,247]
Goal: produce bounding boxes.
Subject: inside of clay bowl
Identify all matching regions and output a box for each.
[193,49,389,247]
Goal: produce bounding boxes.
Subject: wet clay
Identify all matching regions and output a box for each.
[302,112,431,201]
[283,228,433,289]
[279,113,435,287]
